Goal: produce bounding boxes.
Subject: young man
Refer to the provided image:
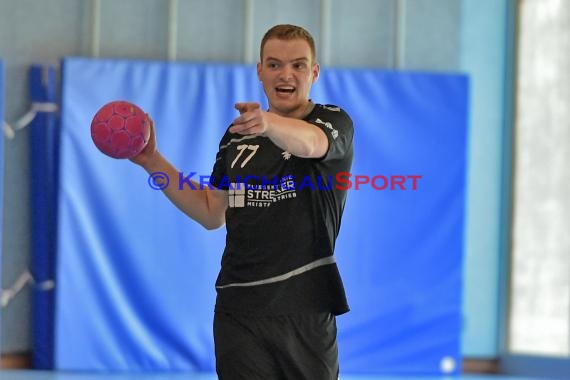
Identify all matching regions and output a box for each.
[132,24,354,379]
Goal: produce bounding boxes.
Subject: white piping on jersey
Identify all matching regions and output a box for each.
[215,255,336,289]
[219,134,259,150]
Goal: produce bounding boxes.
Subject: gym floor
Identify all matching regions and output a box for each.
[0,370,544,380]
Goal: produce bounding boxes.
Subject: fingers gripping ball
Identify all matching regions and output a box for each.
[90,100,151,159]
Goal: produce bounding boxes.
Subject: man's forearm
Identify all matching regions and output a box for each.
[264,112,328,158]
[141,152,226,230]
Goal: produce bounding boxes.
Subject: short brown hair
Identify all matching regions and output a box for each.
[260,24,317,64]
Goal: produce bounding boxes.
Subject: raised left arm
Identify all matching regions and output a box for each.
[229,102,329,158]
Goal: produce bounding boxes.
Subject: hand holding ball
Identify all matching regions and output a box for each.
[90,100,151,159]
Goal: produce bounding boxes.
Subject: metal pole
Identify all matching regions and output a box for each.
[168,0,179,60]
[394,0,407,69]
[320,0,331,66]
[91,0,101,57]
[244,0,255,63]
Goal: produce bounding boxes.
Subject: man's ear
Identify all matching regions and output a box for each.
[312,63,320,83]
[257,62,262,81]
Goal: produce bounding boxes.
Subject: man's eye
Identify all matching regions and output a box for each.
[268,63,279,69]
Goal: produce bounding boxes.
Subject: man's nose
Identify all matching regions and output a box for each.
[279,66,293,81]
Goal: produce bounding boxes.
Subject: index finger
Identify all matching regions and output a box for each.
[234,102,261,113]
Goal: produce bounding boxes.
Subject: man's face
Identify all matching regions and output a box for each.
[257,38,319,118]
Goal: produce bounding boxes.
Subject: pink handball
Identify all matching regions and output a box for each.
[90,100,151,159]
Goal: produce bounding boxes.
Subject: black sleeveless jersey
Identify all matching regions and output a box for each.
[210,103,354,316]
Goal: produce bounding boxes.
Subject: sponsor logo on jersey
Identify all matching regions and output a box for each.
[228,176,297,208]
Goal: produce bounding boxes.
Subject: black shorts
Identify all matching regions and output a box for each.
[214,311,339,380]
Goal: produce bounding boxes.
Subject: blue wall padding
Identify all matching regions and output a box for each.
[29,64,59,369]
[55,57,468,374]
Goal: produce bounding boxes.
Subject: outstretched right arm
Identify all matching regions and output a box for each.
[131,119,227,230]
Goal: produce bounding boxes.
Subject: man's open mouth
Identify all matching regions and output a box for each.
[276,86,295,94]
